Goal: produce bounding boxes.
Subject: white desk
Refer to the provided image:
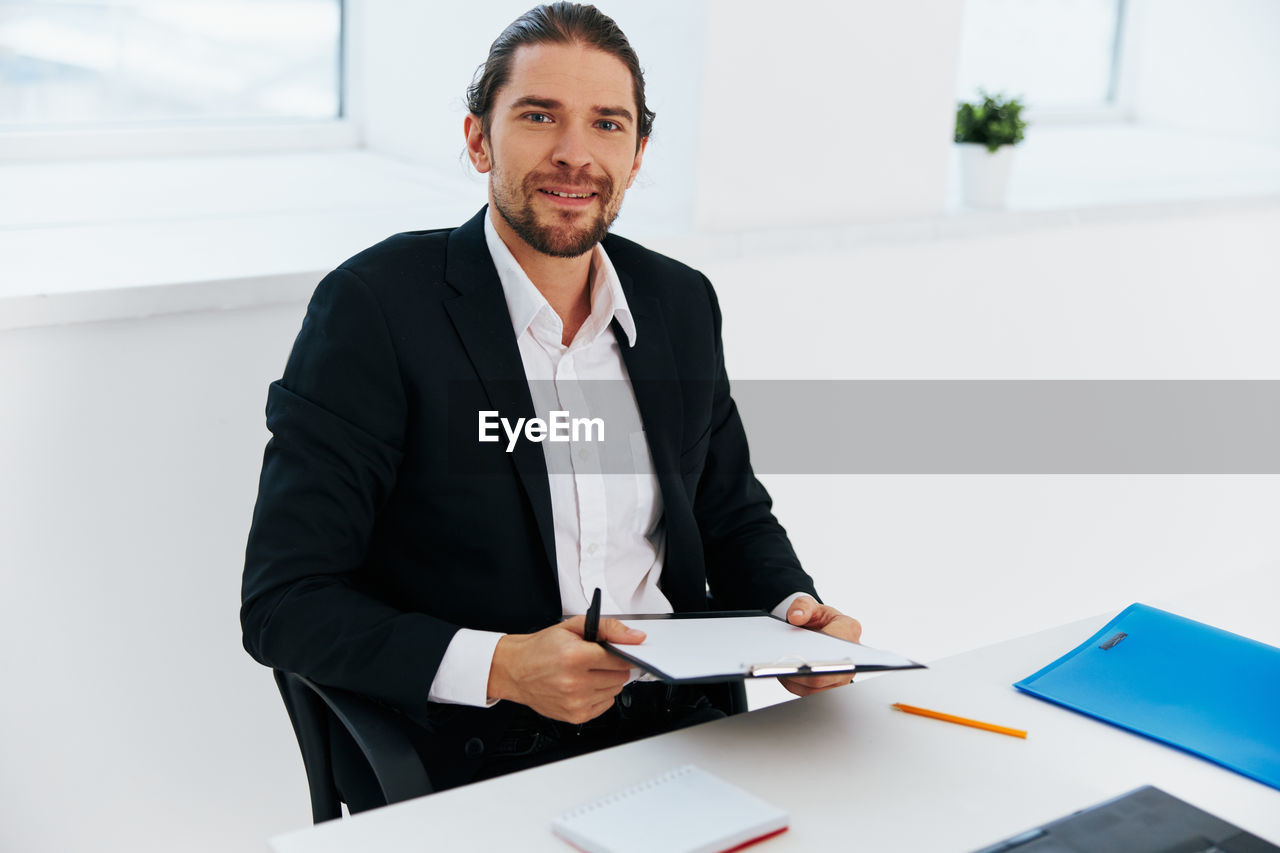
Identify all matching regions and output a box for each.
[270,570,1280,852]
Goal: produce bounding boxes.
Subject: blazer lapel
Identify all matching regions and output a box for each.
[614,265,706,612]
[443,208,558,579]
[614,284,682,480]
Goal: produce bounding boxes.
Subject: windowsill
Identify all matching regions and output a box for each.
[647,122,1280,264]
[952,122,1280,211]
[3,123,1280,331]
[0,150,490,330]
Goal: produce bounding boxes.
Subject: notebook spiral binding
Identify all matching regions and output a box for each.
[561,765,695,818]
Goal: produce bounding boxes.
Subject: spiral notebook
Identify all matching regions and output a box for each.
[551,765,789,853]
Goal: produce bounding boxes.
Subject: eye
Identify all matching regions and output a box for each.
[524,112,552,123]
[597,120,621,132]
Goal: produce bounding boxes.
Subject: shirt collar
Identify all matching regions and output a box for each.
[483,209,637,348]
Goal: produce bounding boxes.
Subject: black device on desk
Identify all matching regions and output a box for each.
[972,786,1279,853]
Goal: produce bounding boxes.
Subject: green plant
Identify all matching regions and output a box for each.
[955,91,1027,152]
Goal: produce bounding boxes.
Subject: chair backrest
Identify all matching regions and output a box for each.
[274,670,343,822]
[273,670,434,823]
[701,676,747,712]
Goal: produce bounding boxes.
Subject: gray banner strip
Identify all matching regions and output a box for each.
[734,381,1280,474]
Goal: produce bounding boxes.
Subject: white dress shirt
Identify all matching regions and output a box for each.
[426,213,807,706]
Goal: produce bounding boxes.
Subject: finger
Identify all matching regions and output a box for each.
[781,679,823,698]
[804,609,838,630]
[781,672,855,693]
[581,644,636,672]
[569,694,618,724]
[591,683,628,698]
[586,669,631,692]
[794,678,853,694]
[590,683,628,701]
[781,680,827,697]
[595,617,646,645]
[560,615,587,636]
[819,616,863,644]
[786,596,821,626]
[811,614,862,643]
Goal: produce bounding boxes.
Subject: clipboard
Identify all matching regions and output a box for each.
[1014,603,1280,792]
[600,611,924,683]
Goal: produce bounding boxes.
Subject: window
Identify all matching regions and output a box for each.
[955,0,1127,118]
[0,0,346,152]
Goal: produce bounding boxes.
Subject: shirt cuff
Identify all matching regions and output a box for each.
[771,591,813,621]
[427,628,505,707]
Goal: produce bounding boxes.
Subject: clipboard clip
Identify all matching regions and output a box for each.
[748,656,855,677]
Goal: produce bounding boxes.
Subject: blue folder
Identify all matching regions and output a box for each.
[1014,603,1280,792]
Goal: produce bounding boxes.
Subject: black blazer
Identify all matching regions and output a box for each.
[241,207,818,786]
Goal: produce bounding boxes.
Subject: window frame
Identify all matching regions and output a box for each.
[959,0,1134,127]
[0,0,357,161]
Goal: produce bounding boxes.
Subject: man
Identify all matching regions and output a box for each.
[241,2,861,805]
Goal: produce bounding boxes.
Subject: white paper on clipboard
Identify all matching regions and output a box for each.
[603,612,923,682]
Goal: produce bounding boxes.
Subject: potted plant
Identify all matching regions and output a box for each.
[954,91,1027,209]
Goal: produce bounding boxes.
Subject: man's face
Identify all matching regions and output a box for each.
[466,42,647,258]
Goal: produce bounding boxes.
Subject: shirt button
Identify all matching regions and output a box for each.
[577,447,590,461]
[586,543,599,556]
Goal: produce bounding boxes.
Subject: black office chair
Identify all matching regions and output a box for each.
[276,670,748,823]
[273,671,434,822]
[275,607,750,822]
[706,679,750,716]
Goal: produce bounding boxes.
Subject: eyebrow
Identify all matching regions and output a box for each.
[508,96,634,124]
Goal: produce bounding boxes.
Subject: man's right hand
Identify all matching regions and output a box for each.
[486,616,647,724]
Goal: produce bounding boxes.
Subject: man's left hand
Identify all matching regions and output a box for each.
[778,595,863,698]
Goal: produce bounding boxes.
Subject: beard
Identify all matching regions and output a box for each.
[490,164,622,258]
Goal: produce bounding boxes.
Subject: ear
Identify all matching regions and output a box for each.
[624,136,648,189]
[464,114,492,174]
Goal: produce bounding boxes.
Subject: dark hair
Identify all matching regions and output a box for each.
[466,3,655,147]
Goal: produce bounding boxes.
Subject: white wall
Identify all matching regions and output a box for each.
[678,208,1280,381]
[1125,0,1280,141]
[0,306,308,853]
[694,0,963,230]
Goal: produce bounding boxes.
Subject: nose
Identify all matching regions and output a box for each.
[550,122,592,171]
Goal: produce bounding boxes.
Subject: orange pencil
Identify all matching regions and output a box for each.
[892,702,1027,739]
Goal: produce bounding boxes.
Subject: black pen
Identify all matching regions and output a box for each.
[584,587,602,642]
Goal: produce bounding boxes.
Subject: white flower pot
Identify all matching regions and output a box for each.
[957,142,1015,209]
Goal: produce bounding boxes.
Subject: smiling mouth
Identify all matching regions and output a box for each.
[538,189,597,199]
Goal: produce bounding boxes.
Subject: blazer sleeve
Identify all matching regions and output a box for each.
[692,276,823,611]
[240,268,459,709]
